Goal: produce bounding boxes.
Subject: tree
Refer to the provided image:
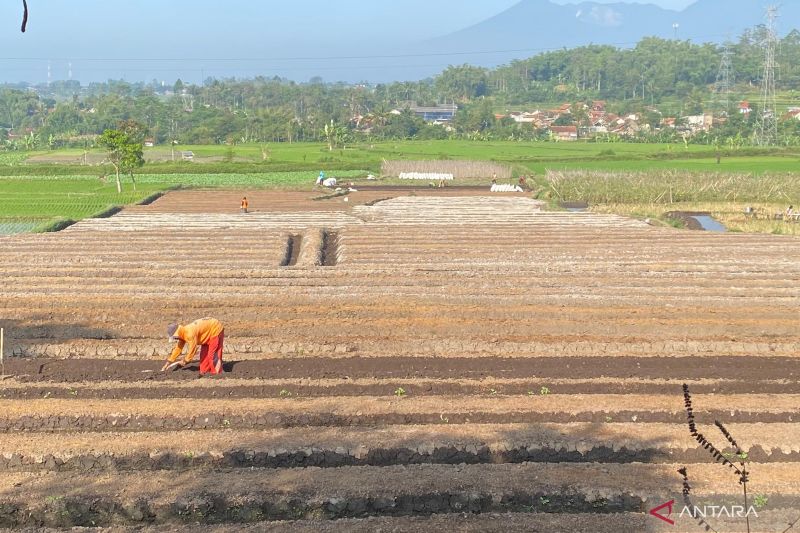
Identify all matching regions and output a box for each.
[98,121,145,193]
[322,120,347,151]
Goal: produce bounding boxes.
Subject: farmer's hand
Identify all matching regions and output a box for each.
[162,360,189,371]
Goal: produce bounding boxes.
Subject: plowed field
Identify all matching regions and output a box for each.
[1,187,799,532]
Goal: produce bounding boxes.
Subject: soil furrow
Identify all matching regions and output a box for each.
[6,356,800,383]
[1,463,798,528]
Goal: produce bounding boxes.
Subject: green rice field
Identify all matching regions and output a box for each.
[1,140,799,234]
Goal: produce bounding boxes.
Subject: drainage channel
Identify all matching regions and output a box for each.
[691,215,727,232]
[319,230,339,266]
[280,235,302,267]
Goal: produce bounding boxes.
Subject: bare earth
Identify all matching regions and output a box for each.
[1,187,799,531]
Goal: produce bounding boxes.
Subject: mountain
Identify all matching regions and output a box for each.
[2,0,799,84]
[424,0,800,69]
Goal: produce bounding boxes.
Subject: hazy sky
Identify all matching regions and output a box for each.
[552,0,697,8]
[0,0,713,84]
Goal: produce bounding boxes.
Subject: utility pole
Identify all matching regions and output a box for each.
[713,43,734,117]
[755,6,779,146]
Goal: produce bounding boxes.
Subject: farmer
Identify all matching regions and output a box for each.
[240,196,248,213]
[162,318,225,375]
[316,171,325,186]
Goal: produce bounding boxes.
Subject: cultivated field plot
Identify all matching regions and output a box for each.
[1,188,800,531]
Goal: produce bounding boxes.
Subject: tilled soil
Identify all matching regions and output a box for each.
[6,356,800,384]
[1,191,799,531]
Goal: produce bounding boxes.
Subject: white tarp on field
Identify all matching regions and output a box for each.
[398,172,454,181]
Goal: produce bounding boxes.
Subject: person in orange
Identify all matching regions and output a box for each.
[162,318,225,375]
[240,196,249,213]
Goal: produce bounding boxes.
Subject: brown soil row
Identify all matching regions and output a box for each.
[1,394,798,432]
[6,356,800,384]
[140,511,800,533]
[4,378,799,399]
[3,423,800,473]
[3,410,796,433]
[132,188,508,215]
[0,441,721,473]
[2,463,799,528]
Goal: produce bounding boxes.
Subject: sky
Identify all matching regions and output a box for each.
[0,0,521,83]
[552,0,697,8]
[0,0,728,84]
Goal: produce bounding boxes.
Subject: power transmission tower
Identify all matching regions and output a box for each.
[713,43,734,117]
[755,6,779,146]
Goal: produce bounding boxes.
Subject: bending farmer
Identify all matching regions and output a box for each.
[163,317,225,375]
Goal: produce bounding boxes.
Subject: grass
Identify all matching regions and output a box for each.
[541,170,800,204]
[0,171,368,232]
[3,140,800,235]
[591,202,800,236]
[0,178,164,234]
[6,141,800,176]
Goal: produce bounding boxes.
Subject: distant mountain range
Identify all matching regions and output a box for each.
[2,0,798,84]
[424,0,800,69]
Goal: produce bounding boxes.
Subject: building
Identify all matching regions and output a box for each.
[549,125,578,141]
[739,101,752,115]
[410,104,457,122]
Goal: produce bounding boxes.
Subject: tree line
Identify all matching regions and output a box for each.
[2,29,800,148]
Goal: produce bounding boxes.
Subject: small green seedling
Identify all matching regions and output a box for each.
[540,386,551,396]
[539,496,550,506]
[394,387,406,397]
[279,389,292,397]
[753,494,768,509]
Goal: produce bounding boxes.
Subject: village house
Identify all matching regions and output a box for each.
[549,125,578,141]
[681,113,714,133]
[410,103,457,123]
[739,101,752,115]
[784,107,800,120]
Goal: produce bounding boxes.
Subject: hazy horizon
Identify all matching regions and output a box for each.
[0,0,781,85]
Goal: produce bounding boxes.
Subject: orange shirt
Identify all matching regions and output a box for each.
[168,317,224,364]
[241,198,248,209]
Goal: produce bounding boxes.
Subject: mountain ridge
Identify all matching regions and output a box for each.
[424,0,799,70]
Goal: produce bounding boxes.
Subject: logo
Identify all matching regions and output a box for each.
[650,499,676,525]
[649,499,759,526]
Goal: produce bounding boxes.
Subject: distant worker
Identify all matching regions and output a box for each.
[162,318,225,375]
[518,175,527,189]
[491,173,498,185]
[316,171,325,186]
[787,205,794,218]
[240,196,248,213]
